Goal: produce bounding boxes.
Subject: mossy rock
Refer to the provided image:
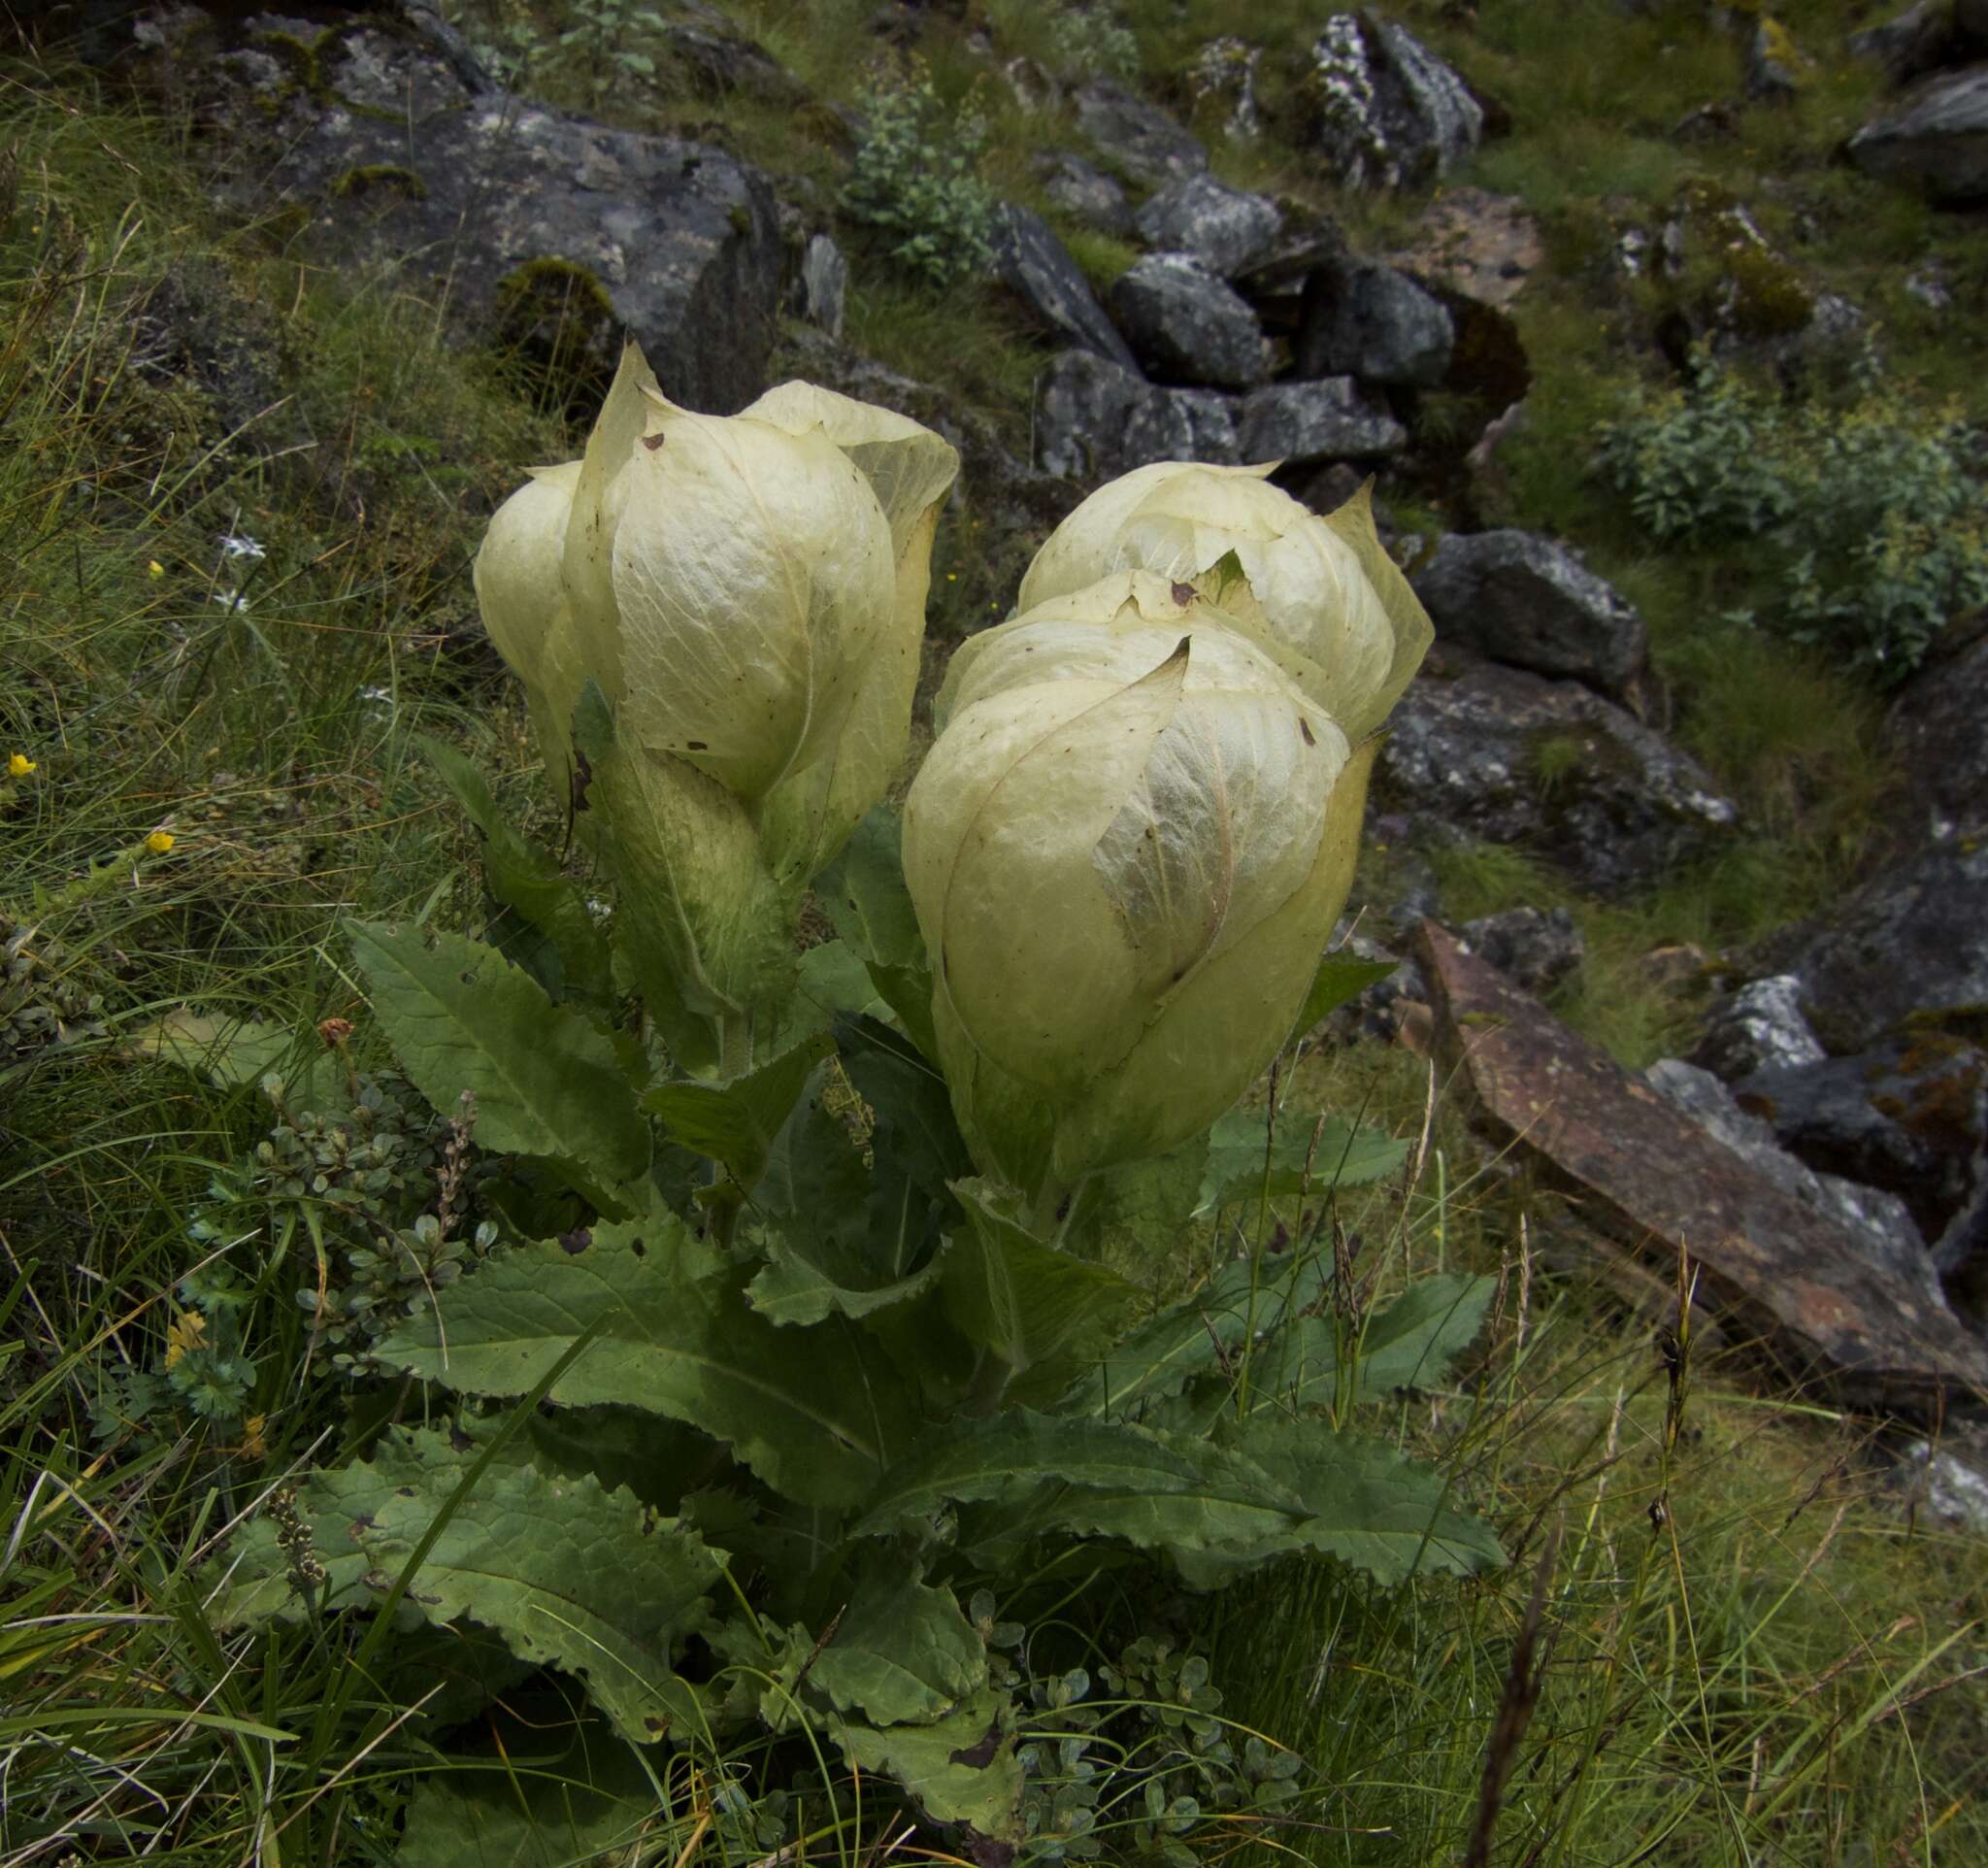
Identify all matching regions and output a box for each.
[331,165,427,205]
[492,257,620,419]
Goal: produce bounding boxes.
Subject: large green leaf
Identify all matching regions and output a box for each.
[348,921,648,1207]
[814,808,937,1055]
[835,1688,1022,1839]
[746,1234,946,1327]
[942,1181,1142,1405]
[1248,1273,1496,1414]
[642,1031,830,1187]
[854,1410,1307,1551]
[810,1557,985,1726]
[217,1429,718,1743]
[1061,1249,1331,1419]
[418,735,613,1007]
[1178,1418,1505,1588]
[398,1729,658,1868]
[372,1217,913,1508]
[1194,1107,1407,1218]
[1292,953,1396,1035]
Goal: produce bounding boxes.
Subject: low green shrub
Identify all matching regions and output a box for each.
[1598,358,1988,677]
[842,65,1000,289]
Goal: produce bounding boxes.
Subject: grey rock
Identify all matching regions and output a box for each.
[794,233,846,339]
[1780,839,1988,1055]
[1109,252,1266,388]
[1889,628,1988,839]
[1305,11,1484,192]
[207,19,783,414]
[1237,378,1406,462]
[1644,1059,1938,1309]
[1377,647,1740,896]
[660,20,806,103]
[1319,922,1429,1046]
[1846,66,1988,204]
[1735,1037,1988,1243]
[992,204,1139,371]
[1743,20,1804,101]
[1074,79,1209,188]
[1134,174,1282,277]
[1460,906,1585,995]
[1690,976,1827,1082]
[1896,1439,1988,1536]
[1035,151,1137,240]
[1294,260,1454,386]
[1035,350,1239,481]
[1002,54,1061,115]
[1185,36,1265,140]
[1848,1,1964,86]
[1409,529,1648,704]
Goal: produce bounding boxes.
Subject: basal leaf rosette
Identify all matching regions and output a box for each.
[1014,461,1431,744]
[904,574,1379,1211]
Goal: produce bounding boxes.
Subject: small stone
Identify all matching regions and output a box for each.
[1237,378,1406,462]
[1134,173,1281,278]
[991,204,1139,371]
[1691,976,1827,1081]
[1073,80,1208,188]
[1294,260,1454,387]
[795,233,846,339]
[1034,151,1137,240]
[1459,906,1584,995]
[1108,252,1267,388]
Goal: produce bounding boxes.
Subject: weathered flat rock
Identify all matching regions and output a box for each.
[1134,174,1281,278]
[1073,80,1209,188]
[1846,65,1988,203]
[1109,252,1268,388]
[1418,921,1988,1408]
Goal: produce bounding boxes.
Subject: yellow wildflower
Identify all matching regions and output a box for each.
[146,830,175,855]
[7,752,36,778]
[164,1311,207,1370]
[148,559,165,579]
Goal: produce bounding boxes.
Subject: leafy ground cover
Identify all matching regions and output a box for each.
[5,6,1987,1866]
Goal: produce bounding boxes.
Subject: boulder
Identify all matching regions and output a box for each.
[1134,174,1281,278]
[1418,921,1988,1408]
[1035,350,1239,481]
[1735,1035,1987,1245]
[1644,1059,1938,1311]
[1034,151,1137,240]
[1108,253,1268,388]
[1783,838,1988,1054]
[1294,260,1455,387]
[1743,18,1806,102]
[1888,625,1988,835]
[1846,66,1988,204]
[1896,1435,1988,1535]
[1073,80,1209,188]
[1236,378,1407,462]
[1848,1,1968,86]
[990,204,1139,371]
[1689,975,1827,1082]
[1304,11,1485,191]
[1377,647,1739,897]
[1459,906,1585,996]
[660,19,807,104]
[1408,530,1648,704]
[792,232,846,339]
[196,11,783,414]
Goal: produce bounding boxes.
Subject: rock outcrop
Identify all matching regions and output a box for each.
[1303,12,1486,190]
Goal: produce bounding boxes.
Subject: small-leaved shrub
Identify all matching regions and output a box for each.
[1046,6,1141,82]
[1598,358,1988,677]
[842,65,999,288]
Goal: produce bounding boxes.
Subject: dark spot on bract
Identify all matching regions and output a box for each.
[646,1716,670,1735]
[1171,581,1195,607]
[687,740,708,751]
[449,1424,474,1452]
[348,1514,376,1539]
[630,1237,646,1258]
[642,431,666,450]
[559,1227,592,1255]
[1300,717,1316,747]
[397,1486,416,1499]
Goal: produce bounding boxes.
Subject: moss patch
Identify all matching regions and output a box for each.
[492,256,620,419]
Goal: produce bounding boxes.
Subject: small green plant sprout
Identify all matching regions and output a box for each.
[1045,6,1141,82]
[841,60,1000,289]
[217,367,1496,1858]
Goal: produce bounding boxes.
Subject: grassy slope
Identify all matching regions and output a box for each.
[3,3,1984,1864]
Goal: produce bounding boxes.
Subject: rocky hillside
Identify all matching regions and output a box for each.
[19,0,1988,1394]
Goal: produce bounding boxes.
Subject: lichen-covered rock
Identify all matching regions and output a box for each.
[1185,36,1264,140]
[1133,173,1281,277]
[990,204,1140,371]
[1034,151,1137,240]
[792,232,846,339]
[1235,378,1408,462]
[1378,646,1740,896]
[1846,66,1988,203]
[1644,1059,1938,1307]
[1736,1035,1988,1246]
[1034,350,1239,481]
[1743,18,1807,102]
[1293,260,1454,386]
[1690,975,1827,1082]
[1848,0,1971,86]
[1107,252,1268,388]
[199,12,784,413]
[1073,79,1209,188]
[1303,11,1484,191]
[1409,529,1648,704]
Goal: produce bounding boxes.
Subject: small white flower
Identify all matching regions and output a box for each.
[219,533,267,561]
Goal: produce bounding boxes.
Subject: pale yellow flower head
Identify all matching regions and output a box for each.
[8,752,36,779]
[146,830,175,855]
